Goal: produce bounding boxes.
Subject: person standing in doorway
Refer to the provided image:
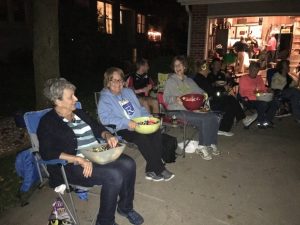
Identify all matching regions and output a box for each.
[233,36,249,74]
[266,33,277,67]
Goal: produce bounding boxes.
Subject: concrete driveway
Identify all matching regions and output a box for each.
[0,117,299,225]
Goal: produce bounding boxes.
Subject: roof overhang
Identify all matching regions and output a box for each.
[177,0,275,5]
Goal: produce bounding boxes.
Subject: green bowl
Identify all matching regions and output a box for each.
[132,117,160,134]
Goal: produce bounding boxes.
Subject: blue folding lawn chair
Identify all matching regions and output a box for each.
[23,102,96,225]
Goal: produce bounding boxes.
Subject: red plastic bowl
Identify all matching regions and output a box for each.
[180,94,205,111]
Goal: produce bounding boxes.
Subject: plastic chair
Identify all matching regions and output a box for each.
[23,102,94,225]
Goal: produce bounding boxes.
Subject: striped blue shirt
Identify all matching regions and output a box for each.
[63,115,98,156]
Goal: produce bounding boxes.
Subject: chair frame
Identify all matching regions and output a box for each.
[157,91,195,158]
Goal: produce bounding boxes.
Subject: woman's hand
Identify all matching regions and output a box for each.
[128,120,137,130]
[176,96,183,105]
[75,156,93,178]
[105,133,118,148]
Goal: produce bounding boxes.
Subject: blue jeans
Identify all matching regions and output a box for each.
[65,154,136,225]
[247,100,278,123]
[170,111,219,146]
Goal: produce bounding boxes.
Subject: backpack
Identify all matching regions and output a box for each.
[161,133,177,163]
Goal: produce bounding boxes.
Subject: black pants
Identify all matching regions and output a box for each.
[118,129,165,174]
[211,95,246,132]
[64,154,136,225]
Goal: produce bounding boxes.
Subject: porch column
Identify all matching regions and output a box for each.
[190,5,208,62]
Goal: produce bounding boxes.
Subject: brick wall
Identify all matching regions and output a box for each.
[190,5,208,62]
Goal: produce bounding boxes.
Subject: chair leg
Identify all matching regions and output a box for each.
[58,192,78,224]
[182,123,186,158]
[61,166,81,225]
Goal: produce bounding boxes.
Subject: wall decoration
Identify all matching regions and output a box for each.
[249,25,262,39]
[229,26,236,39]
[236,26,249,38]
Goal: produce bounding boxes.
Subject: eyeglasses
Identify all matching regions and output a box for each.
[110,79,124,84]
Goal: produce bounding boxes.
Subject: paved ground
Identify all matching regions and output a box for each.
[0,116,299,225]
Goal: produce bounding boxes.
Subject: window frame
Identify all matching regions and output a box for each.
[97,0,113,34]
[137,13,145,34]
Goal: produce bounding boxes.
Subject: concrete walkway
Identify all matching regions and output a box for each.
[0,117,299,225]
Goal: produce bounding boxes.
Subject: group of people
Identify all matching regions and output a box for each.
[231,33,278,74]
[36,55,299,225]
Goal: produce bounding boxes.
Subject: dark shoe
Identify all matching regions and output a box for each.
[160,169,175,181]
[275,108,291,118]
[117,208,144,225]
[145,172,164,181]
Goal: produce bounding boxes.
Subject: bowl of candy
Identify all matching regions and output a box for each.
[256,92,274,102]
[132,117,160,134]
[180,94,206,111]
[80,143,125,165]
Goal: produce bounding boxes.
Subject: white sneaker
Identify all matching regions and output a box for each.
[195,146,212,160]
[218,130,234,136]
[242,113,258,127]
[210,144,220,156]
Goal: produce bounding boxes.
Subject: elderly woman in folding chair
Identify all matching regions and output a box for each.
[163,55,220,160]
[37,78,143,225]
[98,67,175,182]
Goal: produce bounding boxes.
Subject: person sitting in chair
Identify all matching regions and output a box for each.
[98,67,175,182]
[271,60,300,123]
[126,58,159,114]
[194,59,257,134]
[163,55,220,160]
[37,78,144,225]
[238,62,279,128]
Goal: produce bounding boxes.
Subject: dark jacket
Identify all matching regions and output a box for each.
[37,109,108,186]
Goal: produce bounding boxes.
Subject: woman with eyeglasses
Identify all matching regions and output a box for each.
[98,67,175,182]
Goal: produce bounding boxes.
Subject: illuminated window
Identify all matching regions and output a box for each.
[137,13,145,33]
[97,1,113,34]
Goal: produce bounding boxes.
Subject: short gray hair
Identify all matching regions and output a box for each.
[44,78,76,104]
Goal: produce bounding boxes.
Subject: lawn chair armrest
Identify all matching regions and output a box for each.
[40,159,68,166]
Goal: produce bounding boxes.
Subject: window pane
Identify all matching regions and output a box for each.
[106,19,112,34]
[97,1,105,32]
[106,3,113,34]
[142,15,145,25]
[106,3,112,20]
